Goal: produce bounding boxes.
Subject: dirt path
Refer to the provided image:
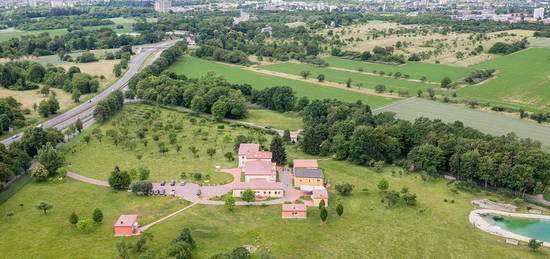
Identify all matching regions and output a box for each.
[217,61,402,99]
[67,171,109,186]
[138,202,198,232]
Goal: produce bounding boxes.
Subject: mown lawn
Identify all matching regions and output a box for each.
[167,56,397,108]
[323,56,475,82]
[0,104,548,258]
[242,109,303,131]
[456,48,550,112]
[259,62,434,94]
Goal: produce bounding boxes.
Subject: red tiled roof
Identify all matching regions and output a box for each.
[244,160,276,175]
[312,189,328,199]
[238,143,260,156]
[114,215,138,227]
[246,151,272,159]
[282,203,307,211]
[233,179,284,190]
[294,159,318,169]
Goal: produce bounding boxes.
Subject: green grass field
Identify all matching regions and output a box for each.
[323,56,475,82]
[259,62,435,94]
[376,98,550,151]
[242,109,303,131]
[456,48,550,112]
[64,104,265,184]
[0,142,547,258]
[168,56,397,108]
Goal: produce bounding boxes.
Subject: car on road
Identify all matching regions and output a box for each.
[11,134,19,139]
[170,180,176,186]
[36,124,43,128]
[87,99,92,103]
[160,181,166,186]
[180,181,186,186]
[265,126,272,129]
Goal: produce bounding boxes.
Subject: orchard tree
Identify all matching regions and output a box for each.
[241,189,255,203]
[69,212,79,225]
[317,74,325,82]
[320,207,328,223]
[224,152,234,161]
[224,196,236,212]
[336,204,344,216]
[335,183,354,196]
[206,148,216,159]
[37,142,65,176]
[441,77,452,89]
[36,202,53,215]
[300,71,311,79]
[92,208,103,224]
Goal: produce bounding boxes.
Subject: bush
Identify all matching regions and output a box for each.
[335,183,354,196]
[76,219,93,233]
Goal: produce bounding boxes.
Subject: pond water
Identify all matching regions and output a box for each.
[482,215,550,242]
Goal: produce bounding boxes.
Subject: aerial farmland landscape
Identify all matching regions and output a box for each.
[1,1,550,259]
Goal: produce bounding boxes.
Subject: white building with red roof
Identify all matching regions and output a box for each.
[293,159,318,170]
[232,179,284,198]
[243,160,277,182]
[238,143,260,167]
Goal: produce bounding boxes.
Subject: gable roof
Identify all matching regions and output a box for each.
[282,203,307,212]
[293,159,318,169]
[238,143,260,156]
[294,168,324,178]
[246,151,272,160]
[244,160,276,175]
[114,215,138,227]
[312,189,328,199]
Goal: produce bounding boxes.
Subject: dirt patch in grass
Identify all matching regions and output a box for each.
[61,59,117,87]
[0,87,72,113]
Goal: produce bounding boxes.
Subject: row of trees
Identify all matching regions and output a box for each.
[0,97,26,135]
[299,98,550,195]
[332,46,406,65]
[93,90,124,123]
[488,39,528,55]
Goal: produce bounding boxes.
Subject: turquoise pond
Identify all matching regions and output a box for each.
[482,215,550,242]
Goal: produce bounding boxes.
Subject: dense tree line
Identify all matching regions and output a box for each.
[0,28,162,58]
[332,46,406,64]
[0,61,42,90]
[93,91,124,123]
[250,86,296,113]
[488,39,528,55]
[299,98,550,195]
[463,69,496,85]
[0,97,26,135]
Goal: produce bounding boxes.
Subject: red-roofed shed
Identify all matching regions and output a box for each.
[293,159,318,169]
[114,215,139,236]
[282,203,307,219]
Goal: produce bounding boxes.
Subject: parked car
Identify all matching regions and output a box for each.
[180,181,186,186]
[160,189,166,195]
[153,190,159,195]
[160,181,166,186]
[170,190,175,196]
[170,180,176,186]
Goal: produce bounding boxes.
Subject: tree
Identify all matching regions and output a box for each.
[335,183,354,196]
[300,70,311,79]
[346,78,352,88]
[377,179,389,192]
[36,202,53,215]
[31,163,50,182]
[206,148,216,159]
[92,208,103,224]
[130,180,153,194]
[318,199,325,209]
[231,247,251,259]
[47,95,60,114]
[282,130,291,143]
[134,232,154,253]
[417,89,423,97]
[38,100,50,117]
[113,64,122,77]
[75,119,83,132]
[441,77,452,89]
[72,88,81,103]
[27,63,46,83]
[108,169,131,190]
[375,84,386,93]
[241,189,255,203]
[117,240,131,259]
[336,203,344,216]
[224,152,234,161]
[167,241,192,259]
[407,144,445,170]
[528,239,542,251]
[270,136,286,165]
[37,142,65,176]
[76,219,93,233]
[224,196,236,212]
[69,212,79,225]
[172,227,196,249]
[320,207,328,223]
[317,74,325,82]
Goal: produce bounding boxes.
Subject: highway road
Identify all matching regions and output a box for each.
[1,39,181,146]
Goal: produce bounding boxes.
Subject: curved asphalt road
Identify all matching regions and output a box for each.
[1,39,181,145]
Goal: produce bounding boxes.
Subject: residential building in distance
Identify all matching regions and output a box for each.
[154,0,171,13]
[534,8,545,20]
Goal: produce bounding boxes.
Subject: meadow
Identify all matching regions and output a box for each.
[456,48,550,112]
[259,62,435,94]
[243,109,303,131]
[323,56,475,82]
[376,98,550,151]
[0,104,548,257]
[167,56,398,108]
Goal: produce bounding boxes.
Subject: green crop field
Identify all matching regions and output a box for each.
[0,105,546,258]
[259,62,434,94]
[168,56,397,108]
[456,48,550,112]
[323,56,475,82]
[376,98,550,151]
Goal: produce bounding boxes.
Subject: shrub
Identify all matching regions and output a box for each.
[76,219,93,233]
[335,183,354,196]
